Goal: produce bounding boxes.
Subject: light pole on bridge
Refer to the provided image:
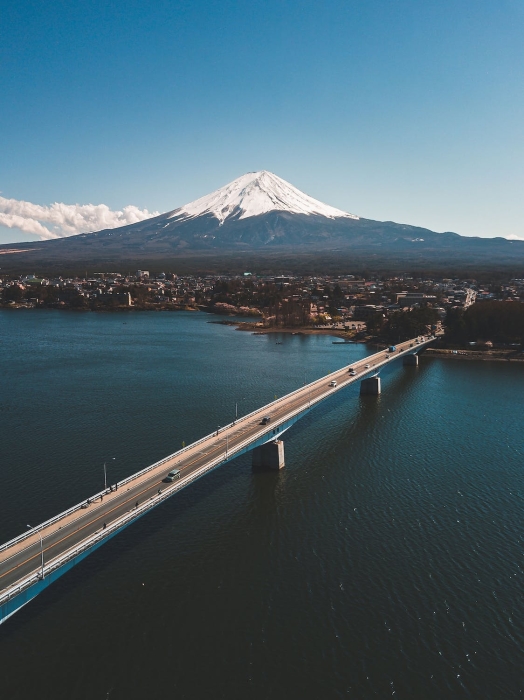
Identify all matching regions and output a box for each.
[235,397,246,423]
[26,524,44,580]
[104,457,115,490]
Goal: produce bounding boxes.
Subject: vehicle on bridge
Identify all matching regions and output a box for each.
[0,333,437,627]
[388,345,397,352]
[164,469,181,482]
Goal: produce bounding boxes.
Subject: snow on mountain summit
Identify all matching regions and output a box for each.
[169,171,358,224]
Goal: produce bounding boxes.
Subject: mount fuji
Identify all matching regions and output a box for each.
[2,171,523,271]
[169,170,359,223]
[95,170,363,248]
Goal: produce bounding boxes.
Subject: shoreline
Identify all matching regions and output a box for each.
[0,304,200,313]
[3,307,522,361]
[425,348,524,362]
[220,321,524,358]
[219,320,365,341]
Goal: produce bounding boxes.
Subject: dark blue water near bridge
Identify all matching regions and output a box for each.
[0,310,523,699]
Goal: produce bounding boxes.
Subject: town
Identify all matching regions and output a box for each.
[2,270,524,352]
[2,269,517,313]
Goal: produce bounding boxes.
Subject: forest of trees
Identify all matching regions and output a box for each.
[445,302,524,345]
[359,305,440,342]
[382,307,440,342]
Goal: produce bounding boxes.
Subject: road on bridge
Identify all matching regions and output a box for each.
[0,335,434,596]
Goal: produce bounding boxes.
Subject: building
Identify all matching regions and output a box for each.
[397,293,437,307]
[353,305,384,320]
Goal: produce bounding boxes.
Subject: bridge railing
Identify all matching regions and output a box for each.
[0,387,331,609]
[0,350,358,554]
[0,336,434,555]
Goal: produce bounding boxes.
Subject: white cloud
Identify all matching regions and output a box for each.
[0,195,160,240]
[0,212,56,239]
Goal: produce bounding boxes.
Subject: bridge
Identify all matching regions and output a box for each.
[0,335,435,625]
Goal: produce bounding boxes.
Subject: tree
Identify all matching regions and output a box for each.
[444,307,467,344]
[386,307,439,342]
[445,302,524,345]
[2,285,24,302]
[366,311,385,335]
[333,284,343,299]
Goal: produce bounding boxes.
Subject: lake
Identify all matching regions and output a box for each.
[0,310,523,699]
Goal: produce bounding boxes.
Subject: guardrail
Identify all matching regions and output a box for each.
[0,336,434,556]
[0,349,358,554]
[0,336,435,605]
[0,398,317,607]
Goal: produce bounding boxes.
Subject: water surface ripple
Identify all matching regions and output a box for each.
[0,310,523,699]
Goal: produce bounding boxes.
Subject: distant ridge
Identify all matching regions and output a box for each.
[1,171,524,272]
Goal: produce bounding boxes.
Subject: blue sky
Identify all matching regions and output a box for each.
[1,0,523,242]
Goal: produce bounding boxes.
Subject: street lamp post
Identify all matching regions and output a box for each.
[26,524,44,580]
[104,457,115,490]
[235,397,246,423]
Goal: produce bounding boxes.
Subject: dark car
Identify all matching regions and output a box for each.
[164,469,181,482]
[261,416,271,425]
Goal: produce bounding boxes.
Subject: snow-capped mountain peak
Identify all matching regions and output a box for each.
[169,171,358,224]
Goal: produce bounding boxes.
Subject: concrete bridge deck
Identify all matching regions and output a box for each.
[0,334,435,623]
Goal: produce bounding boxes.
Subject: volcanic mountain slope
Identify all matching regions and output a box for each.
[77,170,363,249]
[2,170,524,270]
[170,170,359,223]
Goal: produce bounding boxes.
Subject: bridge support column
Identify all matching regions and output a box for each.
[360,376,381,396]
[252,440,285,470]
[403,354,419,366]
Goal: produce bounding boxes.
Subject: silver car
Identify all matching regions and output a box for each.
[164,469,181,482]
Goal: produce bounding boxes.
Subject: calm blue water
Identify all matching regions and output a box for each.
[0,310,523,699]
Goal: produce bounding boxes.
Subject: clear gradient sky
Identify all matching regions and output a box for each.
[1,0,523,243]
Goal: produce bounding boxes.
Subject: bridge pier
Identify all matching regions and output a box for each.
[360,376,381,396]
[403,354,419,366]
[252,440,285,470]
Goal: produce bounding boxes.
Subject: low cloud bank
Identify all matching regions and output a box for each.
[0,196,159,240]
